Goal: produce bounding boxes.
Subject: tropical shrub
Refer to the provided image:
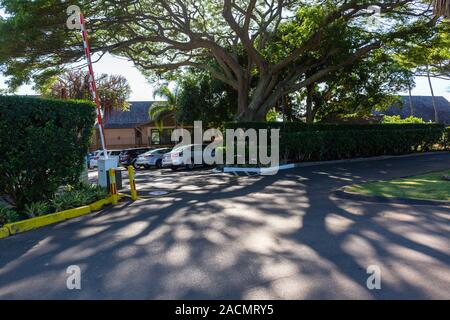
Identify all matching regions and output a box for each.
[382,115,427,123]
[0,205,21,227]
[24,201,50,218]
[0,96,95,210]
[52,184,109,212]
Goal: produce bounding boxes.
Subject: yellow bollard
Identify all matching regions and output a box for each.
[128,166,138,201]
[108,168,119,205]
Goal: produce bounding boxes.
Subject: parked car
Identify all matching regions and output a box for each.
[162,144,215,171]
[135,148,173,169]
[86,151,96,168]
[119,147,152,168]
[89,150,121,168]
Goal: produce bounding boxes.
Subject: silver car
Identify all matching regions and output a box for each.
[89,150,121,168]
[162,144,214,171]
[135,148,172,169]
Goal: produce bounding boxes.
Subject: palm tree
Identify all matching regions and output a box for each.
[433,0,450,17]
[150,84,179,130]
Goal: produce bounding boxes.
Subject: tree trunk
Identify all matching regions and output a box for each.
[236,79,250,120]
[408,85,414,116]
[426,65,439,123]
[305,85,314,123]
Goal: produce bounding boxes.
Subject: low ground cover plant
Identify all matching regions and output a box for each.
[0,184,109,227]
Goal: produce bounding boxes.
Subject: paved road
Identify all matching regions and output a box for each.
[1,153,449,299]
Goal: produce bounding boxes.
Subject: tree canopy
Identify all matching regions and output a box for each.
[0,0,446,120]
[39,70,131,113]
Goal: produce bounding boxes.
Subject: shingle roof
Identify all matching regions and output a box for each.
[374,96,450,125]
[103,101,154,129]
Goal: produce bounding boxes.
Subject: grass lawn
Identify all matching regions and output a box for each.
[345,169,450,201]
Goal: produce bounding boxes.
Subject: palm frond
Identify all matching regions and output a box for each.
[153,85,173,100]
[149,105,172,121]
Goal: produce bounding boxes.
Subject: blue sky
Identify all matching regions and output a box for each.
[1,52,449,101]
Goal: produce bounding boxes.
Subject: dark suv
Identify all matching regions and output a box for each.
[119,147,152,168]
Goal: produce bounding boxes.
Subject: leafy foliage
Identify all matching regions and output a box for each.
[176,71,237,127]
[0,96,95,210]
[0,205,21,227]
[382,115,427,123]
[52,184,109,212]
[396,22,450,80]
[0,184,109,227]
[24,201,50,218]
[150,84,179,129]
[0,0,441,120]
[39,70,131,114]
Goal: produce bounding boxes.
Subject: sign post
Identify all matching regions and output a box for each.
[79,12,108,158]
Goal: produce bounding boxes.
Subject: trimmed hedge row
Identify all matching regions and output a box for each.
[0,95,96,210]
[225,121,445,132]
[224,122,448,163]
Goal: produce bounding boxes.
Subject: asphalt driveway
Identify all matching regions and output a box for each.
[1,152,450,299]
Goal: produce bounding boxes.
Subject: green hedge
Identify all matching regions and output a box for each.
[446,127,450,149]
[0,96,95,210]
[225,121,444,132]
[224,122,447,163]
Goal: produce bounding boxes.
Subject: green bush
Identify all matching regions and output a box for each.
[0,205,21,226]
[225,121,444,133]
[88,184,110,200]
[52,184,108,212]
[224,122,447,163]
[382,115,427,123]
[24,201,50,218]
[0,96,95,210]
[446,127,450,150]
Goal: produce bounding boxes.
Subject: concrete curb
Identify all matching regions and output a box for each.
[0,226,9,239]
[222,151,449,174]
[333,188,450,207]
[1,195,119,238]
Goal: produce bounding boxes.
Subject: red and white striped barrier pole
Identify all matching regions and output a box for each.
[79,12,108,158]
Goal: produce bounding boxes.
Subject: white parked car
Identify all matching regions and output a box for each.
[135,148,172,169]
[89,150,121,168]
[162,144,214,171]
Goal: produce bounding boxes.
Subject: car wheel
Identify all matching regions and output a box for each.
[171,166,178,171]
[156,160,162,169]
[186,160,195,170]
[143,165,150,170]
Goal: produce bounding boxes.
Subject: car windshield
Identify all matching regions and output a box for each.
[172,144,194,152]
[148,149,165,155]
[142,150,155,156]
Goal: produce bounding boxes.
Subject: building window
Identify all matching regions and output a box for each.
[150,128,174,145]
[161,129,173,145]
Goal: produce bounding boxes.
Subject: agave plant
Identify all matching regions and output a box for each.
[24,201,50,218]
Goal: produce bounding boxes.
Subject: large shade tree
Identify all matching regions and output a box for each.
[0,0,443,120]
